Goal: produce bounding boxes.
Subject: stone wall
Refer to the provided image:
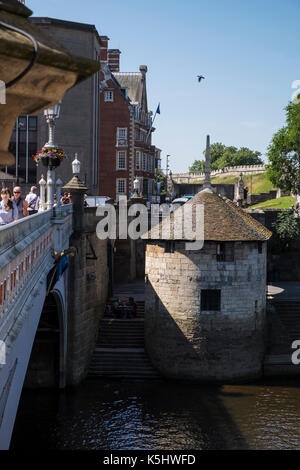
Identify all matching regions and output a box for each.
[145,240,267,382]
[172,165,266,183]
[66,211,108,385]
[247,190,277,206]
[172,182,235,200]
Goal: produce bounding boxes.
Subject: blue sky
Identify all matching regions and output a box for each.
[27,0,300,173]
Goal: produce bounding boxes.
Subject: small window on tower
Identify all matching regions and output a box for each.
[258,242,263,254]
[216,242,234,262]
[201,289,221,311]
[165,241,175,253]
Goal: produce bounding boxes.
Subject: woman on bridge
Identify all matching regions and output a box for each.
[0,188,18,225]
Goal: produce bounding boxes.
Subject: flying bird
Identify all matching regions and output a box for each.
[197,75,205,82]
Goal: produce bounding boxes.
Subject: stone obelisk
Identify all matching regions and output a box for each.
[203,134,212,191]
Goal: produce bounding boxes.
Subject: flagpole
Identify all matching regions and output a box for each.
[146,102,160,143]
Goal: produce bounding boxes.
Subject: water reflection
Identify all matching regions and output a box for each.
[11,378,300,450]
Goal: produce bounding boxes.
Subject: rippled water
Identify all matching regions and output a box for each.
[11,378,300,450]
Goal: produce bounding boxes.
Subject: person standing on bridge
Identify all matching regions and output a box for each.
[12,186,28,219]
[25,186,40,215]
[0,188,18,225]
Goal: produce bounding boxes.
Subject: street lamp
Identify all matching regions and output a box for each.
[134,176,140,195]
[44,103,61,149]
[166,154,170,202]
[43,103,61,209]
[72,154,81,175]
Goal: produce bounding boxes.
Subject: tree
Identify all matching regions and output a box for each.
[272,210,300,251]
[188,142,263,173]
[189,160,205,173]
[266,99,300,194]
[154,168,167,194]
[208,142,227,169]
[216,146,262,169]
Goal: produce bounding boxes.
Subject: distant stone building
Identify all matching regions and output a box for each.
[7,115,38,185]
[30,17,102,194]
[144,138,272,382]
[99,38,161,199]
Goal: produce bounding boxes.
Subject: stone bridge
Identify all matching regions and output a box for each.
[0,205,72,448]
[0,200,109,449]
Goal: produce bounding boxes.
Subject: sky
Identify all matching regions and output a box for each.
[26,0,300,173]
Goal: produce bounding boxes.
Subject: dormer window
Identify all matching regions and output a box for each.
[120,87,128,99]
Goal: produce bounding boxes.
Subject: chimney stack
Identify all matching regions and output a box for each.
[108,49,121,72]
[100,35,109,62]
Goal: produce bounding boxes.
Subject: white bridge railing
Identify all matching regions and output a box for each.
[0,205,73,346]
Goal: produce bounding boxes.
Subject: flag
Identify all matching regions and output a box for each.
[47,255,69,293]
[156,103,160,115]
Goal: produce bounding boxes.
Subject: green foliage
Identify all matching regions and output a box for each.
[189,142,263,173]
[154,168,167,194]
[248,196,295,210]
[266,99,300,194]
[189,160,205,173]
[193,172,275,194]
[272,210,300,251]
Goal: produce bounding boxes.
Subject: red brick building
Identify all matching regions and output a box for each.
[99,37,161,200]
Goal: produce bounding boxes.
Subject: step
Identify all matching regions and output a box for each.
[88,297,160,379]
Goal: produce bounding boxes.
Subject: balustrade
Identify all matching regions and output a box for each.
[0,204,73,320]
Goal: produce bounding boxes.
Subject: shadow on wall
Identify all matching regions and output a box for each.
[144,278,265,384]
[23,293,64,389]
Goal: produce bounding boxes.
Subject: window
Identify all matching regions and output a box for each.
[104,91,114,102]
[135,106,140,120]
[201,290,221,311]
[117,178,126,194]
[258,242,263,254]
[165,241,175,253]
[18,116,27,131]
[136,151,141,170]
[117,128,127,139]
[143,154,147,171]
[216,242,234,262]
[117,151,126,170]
[148,179,153,196]
[148,155,153,172]
[140,129,146,142]
[28,116,37,131]
[120,88,128,99]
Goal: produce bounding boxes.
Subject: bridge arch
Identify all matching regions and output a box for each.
[23,286,66,390]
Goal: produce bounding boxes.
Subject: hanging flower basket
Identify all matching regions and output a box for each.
[33,147,65,168]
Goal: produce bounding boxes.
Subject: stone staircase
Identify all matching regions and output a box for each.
[264,300,300,375]
[275,300,300,347]
[88,286,161,380]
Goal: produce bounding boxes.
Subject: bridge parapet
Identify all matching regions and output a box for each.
[0,207,73,355]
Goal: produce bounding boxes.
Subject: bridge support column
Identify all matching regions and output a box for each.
[63,175,108,385]
[46,169,55,210]
[39,175,47,211]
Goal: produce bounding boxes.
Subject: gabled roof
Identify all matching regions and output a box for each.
[113,72,143,104]
[143,191,272,242]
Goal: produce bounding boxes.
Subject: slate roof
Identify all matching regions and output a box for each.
[113,72,143,104]
[143,190,272,242]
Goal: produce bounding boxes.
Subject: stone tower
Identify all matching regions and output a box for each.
[143,138,272,383]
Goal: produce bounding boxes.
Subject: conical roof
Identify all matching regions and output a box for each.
[143,191,272,242]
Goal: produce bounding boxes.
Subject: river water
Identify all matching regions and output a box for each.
[10,377,300,450]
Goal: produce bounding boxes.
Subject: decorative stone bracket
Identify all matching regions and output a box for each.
[0,0,100,167]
